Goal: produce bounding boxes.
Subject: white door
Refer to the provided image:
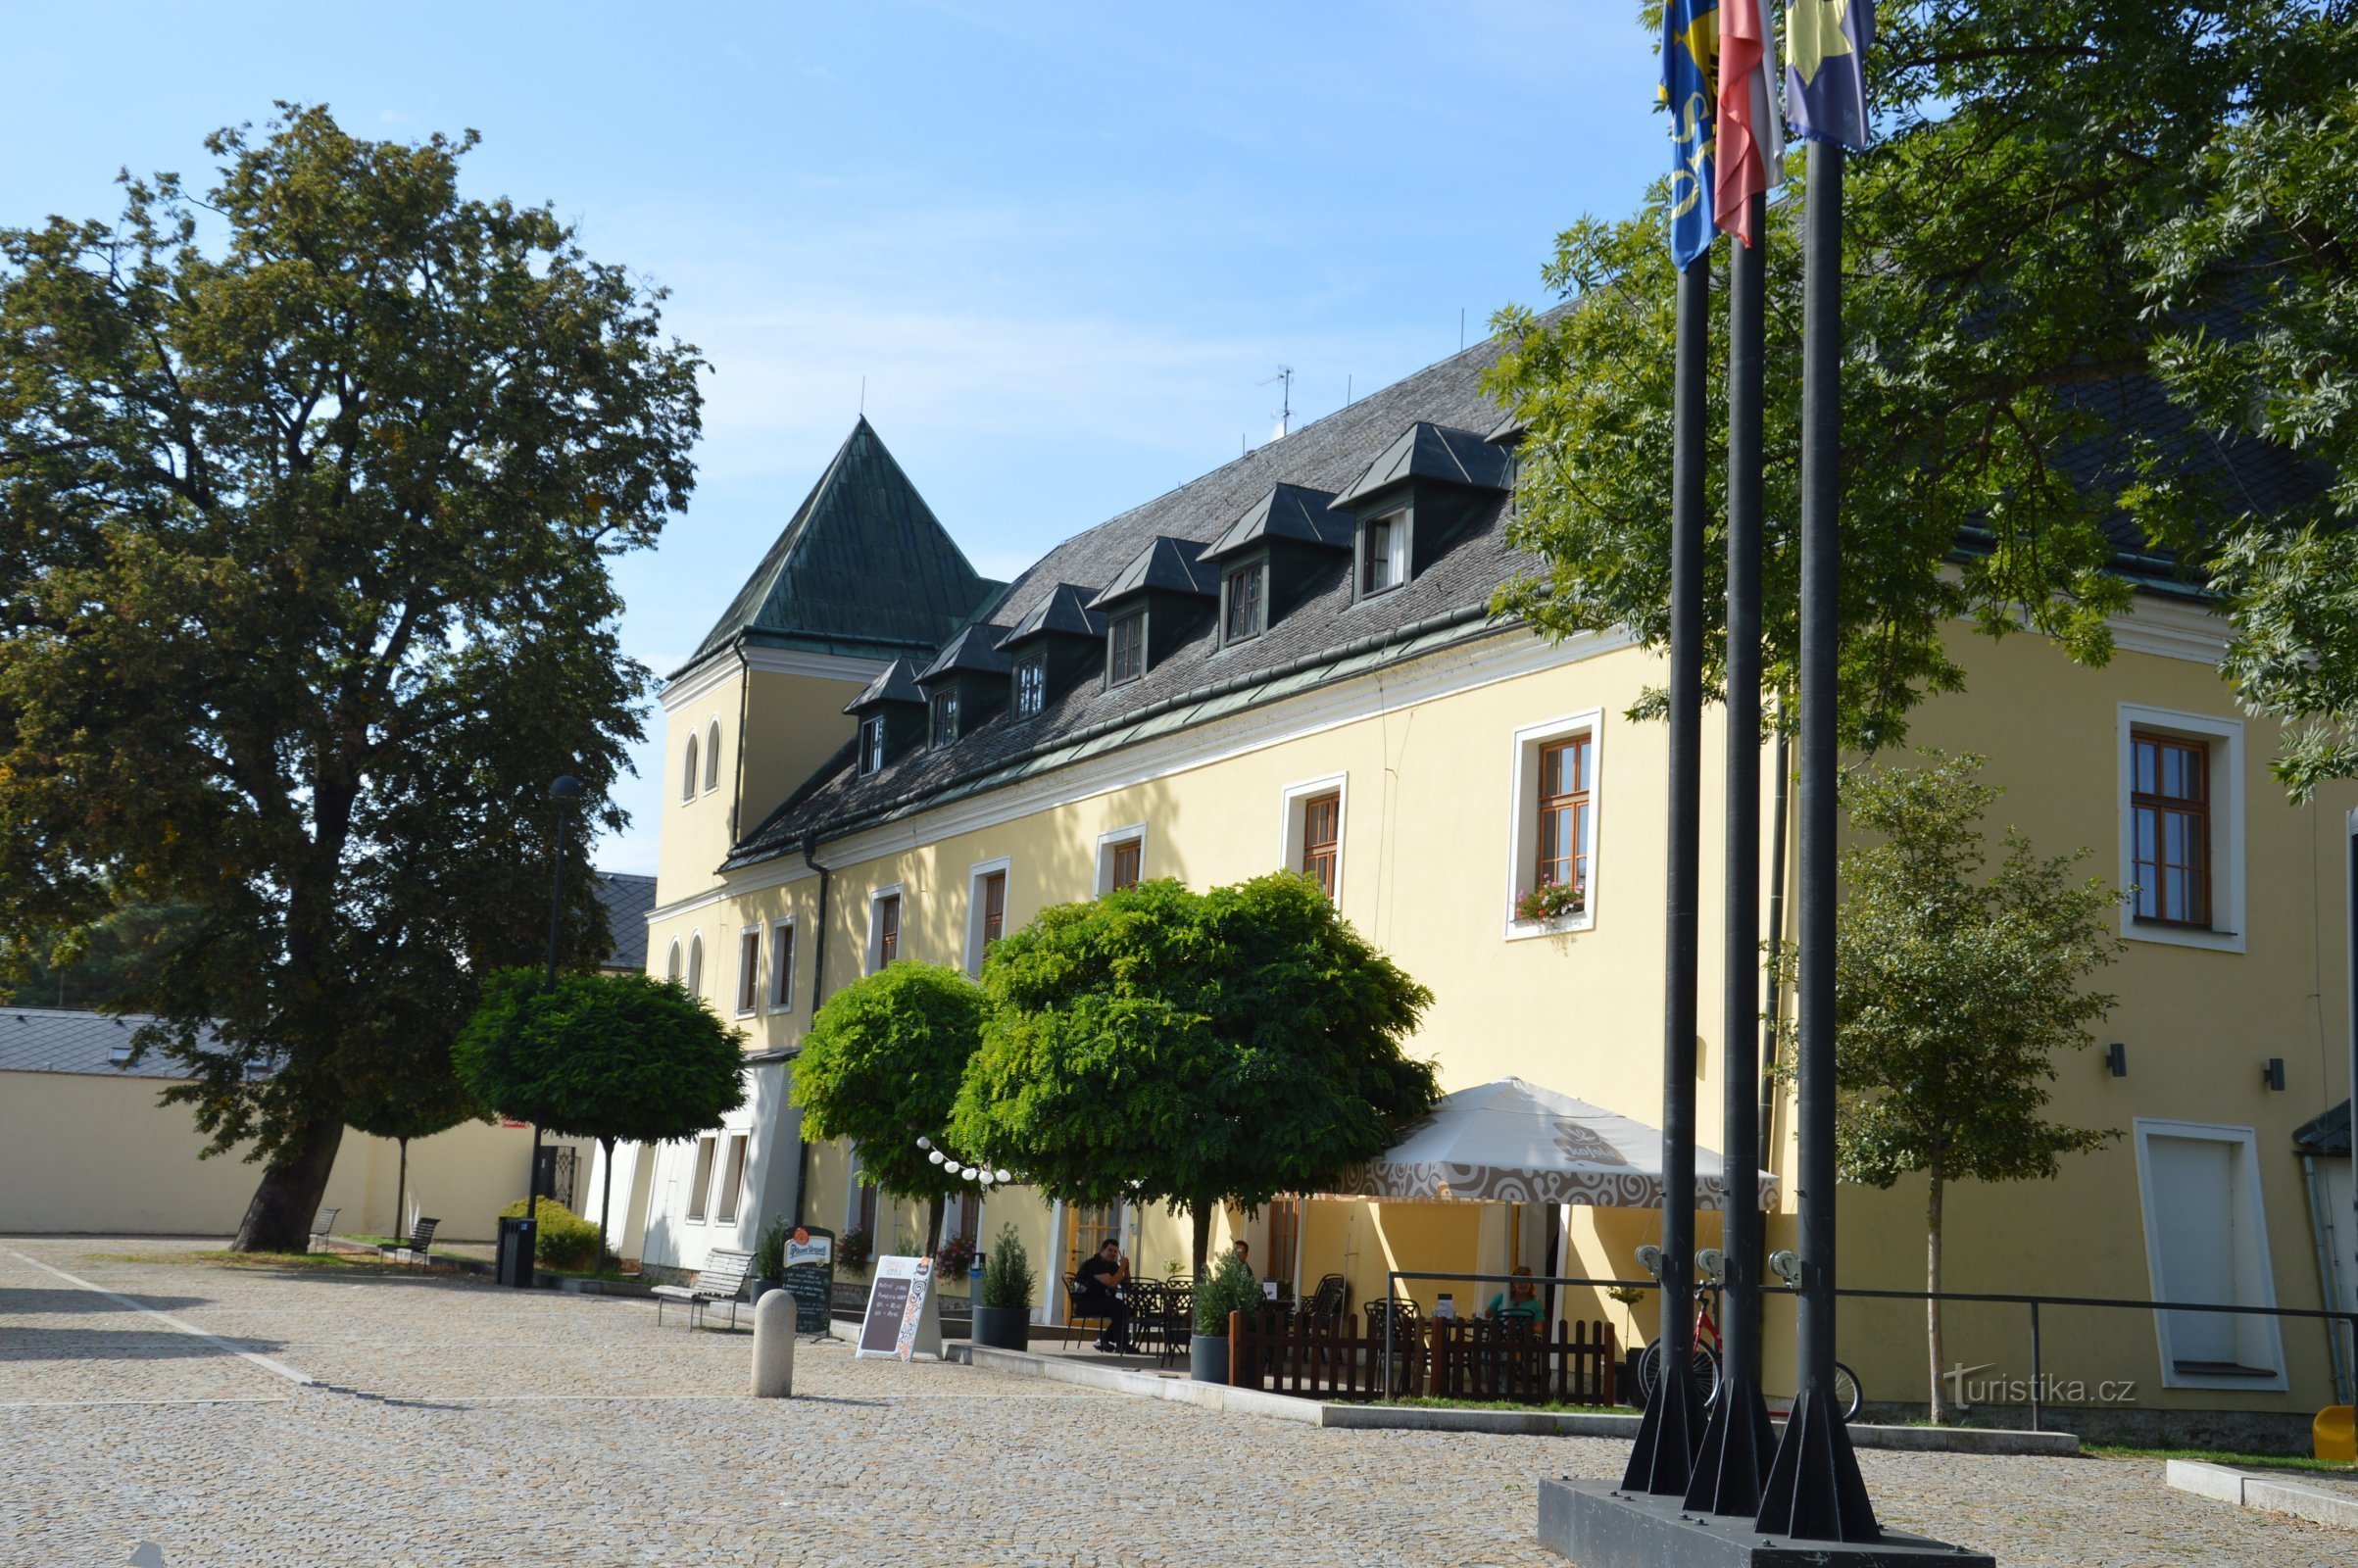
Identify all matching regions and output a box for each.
[2146,1134,2238,1366]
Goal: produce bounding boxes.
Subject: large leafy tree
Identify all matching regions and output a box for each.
[1779,752,2120,1424]
[953,875,1440,1277]
[344,1039,488,1249]
[0,105,703,1250]
[1487,0,2352,755]
[791,961,993,1254]
[455,969,747,1265]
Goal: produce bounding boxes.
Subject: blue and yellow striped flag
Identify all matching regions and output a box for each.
[1660,0,1721,269]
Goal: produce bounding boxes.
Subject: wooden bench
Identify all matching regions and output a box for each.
[378,1217,439,1267]
[653,1247,754,1330]
[308,1207,340,1252]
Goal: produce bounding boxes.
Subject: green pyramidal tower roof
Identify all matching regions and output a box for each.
[680,417,999,676]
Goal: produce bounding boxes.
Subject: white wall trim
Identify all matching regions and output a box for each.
[766,917,798,1013]
[2133,1117,2287,1390]
[1277,773,1350,902]
[663,646,886,712]
[731,922,762,1017]
[1095,824,1149,895]
[1501,709,1605,941]
[964,857,1012,977]
[2109,596,2230,664]
[2116,703,2247,955]
[865,883,906,973]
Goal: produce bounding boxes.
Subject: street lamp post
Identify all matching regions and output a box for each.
[515,773,584,1287]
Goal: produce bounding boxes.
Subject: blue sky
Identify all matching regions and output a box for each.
[1,2,1664,872]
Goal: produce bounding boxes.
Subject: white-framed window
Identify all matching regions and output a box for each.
[1014,657,1047,718]
[2134,1119,2286,1389]
[1107,612,1145,686]
[858,715,887,777]
[965,858,1012,977]
[768,919,797,1011]
[1279,774,1349,903]
[665,938,683,984]
[2116,705,2244,954]
[685,1135,718,1222]
[1222,560,1267,645]
[712,1133,750,1225]
[735,926,761,1016]
[1502,710,1602,939]
[1095,825,1147,895]
[867,885,905,973]
[704,719,722,793]
[930,689,960,750]
[1359,509,1408,597]
[680,733,700,803]
[686,932,705,995]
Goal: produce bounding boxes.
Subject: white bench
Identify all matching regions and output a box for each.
[653,1248,754,1330]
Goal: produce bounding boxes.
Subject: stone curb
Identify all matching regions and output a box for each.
[942,1344,2077,1454]
[2167,1458,2358,1530]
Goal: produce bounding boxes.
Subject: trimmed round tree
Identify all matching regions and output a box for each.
[456,968,747,1265]
[344,1042,489,1247]
[790,961,991,1254]
[952,874,1439,1276]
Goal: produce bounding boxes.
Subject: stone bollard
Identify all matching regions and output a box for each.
[752,1289,796,1397]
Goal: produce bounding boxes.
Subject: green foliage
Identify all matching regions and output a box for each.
[790,961,990,1205]
[977,1223,1035,1310]
[752,1216,791,1281]
[953,874,1439,1271]
[1195,1249,1261,1337]
[455,969,746,1146]
[0,104,702,1243]
[1,903,202,1011]
[1780,752,2123,1193]
[1484,1,2353,760]
[344,1036,487,1148]
[838,1228,873,1270]
[499,1197,602,1272]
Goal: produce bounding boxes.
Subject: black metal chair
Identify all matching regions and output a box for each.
[1159,1286,1196,1368]
[1061,1275,1115,1348]
[378,1217,439,1267]
[1305,1272,1349,1324]
[1365,1298,1424,1396]
[1121,1281,1163,1355]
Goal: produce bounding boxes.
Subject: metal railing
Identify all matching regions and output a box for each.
[1380,1267,2358,1431]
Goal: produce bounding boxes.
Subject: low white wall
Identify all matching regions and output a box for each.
[0,1069,587,1242]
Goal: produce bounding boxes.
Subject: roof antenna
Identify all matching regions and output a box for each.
[1259,365,1294,440]
[860,375,866,416]
[1459,309,1466,352]
[1347,373,1353,406]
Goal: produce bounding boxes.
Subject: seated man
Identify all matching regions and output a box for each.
[1075,1237,1132,1353]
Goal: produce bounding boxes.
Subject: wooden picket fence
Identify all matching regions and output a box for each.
[1227,1307,1617,1404]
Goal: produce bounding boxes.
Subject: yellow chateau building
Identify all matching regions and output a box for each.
[599,334,2355,1432]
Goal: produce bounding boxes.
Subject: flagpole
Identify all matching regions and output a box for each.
[1685,187,1779,1517]
[1753,140,1880,1544]
[1621,246,1709,1499]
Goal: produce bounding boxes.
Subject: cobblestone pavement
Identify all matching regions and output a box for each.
[0,1239,2345,1567]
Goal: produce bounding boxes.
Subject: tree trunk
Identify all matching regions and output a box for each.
[596,1138,616,1273]
[231,1119,346,1252]
[1927,1166,1948,1426]
[926,1193,945,1255]
[1191,1194,1214,1280]
[393,1138,409,1244]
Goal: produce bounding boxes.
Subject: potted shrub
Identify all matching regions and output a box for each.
[971,1223,1035,1351]
[750,1216,790,1303]
[1191,1250,1260,1384]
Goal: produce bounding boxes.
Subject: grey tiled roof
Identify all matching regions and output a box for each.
[0,1007,200,1079]
[680,416,1002,676]
[594,872,658,972]
[1335,420,1513,506]
[1199,483,1353,562]
[996,584,1107,649]
[728,336,1529,867]
[1086,535,1222,609]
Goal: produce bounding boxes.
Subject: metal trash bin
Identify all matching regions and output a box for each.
[497,1215,538,1289]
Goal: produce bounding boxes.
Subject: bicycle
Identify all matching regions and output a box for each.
[1632,1247,1864,1420]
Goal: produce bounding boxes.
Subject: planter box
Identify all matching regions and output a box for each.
[1191,1333,1230,1384]
[971,1303,1030,1350]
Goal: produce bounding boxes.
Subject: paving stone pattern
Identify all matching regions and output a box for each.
[0,1239,2344,1566]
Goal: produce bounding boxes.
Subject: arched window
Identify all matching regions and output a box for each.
[665,939,683,983]
[686,933,705,994]
[681,734,700,803]
[705,720,722,793]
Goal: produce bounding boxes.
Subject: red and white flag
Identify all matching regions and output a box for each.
[1714,0,1787,247]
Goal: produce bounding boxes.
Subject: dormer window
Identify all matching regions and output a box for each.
[1222,561,1266,645]
[859,715,886,777]
[1361,511,1408,596]
[1108,612,1146,686]
[930,689,960,749]
[1014,656,1046,717]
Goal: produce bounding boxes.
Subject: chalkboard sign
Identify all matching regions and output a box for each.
[781,1225,834,1335]
[857,1254,939,1360]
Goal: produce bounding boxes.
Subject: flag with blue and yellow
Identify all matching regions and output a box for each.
[1786,0,1873,150]
[1659,0,1720,270]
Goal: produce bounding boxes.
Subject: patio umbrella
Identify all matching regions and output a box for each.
[1329,1076,1777,1210]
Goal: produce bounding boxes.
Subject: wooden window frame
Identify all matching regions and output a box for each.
[1300,791,1341,898]
[1360,510,1407,597]
[1536,734,1593,901]
[2131,730,2212,929]
[1014,657,1046,718]
[1108,612,1146,686]
[875,894,901,969]
[981,870,1007,950]
[768,920,796,1011]
[1110,840,1142,892]
[858,715,886,777]
[735,927,761,1015]
[929,689,959,750]
[1223,560,1267,645]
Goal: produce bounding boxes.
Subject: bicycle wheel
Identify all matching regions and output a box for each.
[1636,1340,1722,1406]
[1833,1361,1863,1421]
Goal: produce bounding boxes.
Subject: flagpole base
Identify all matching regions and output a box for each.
[1539,1479,1991,1567]
[1755,1385,1883,1543]
[1620,1358,1707,1495]
[1683,1373,1779,1517]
